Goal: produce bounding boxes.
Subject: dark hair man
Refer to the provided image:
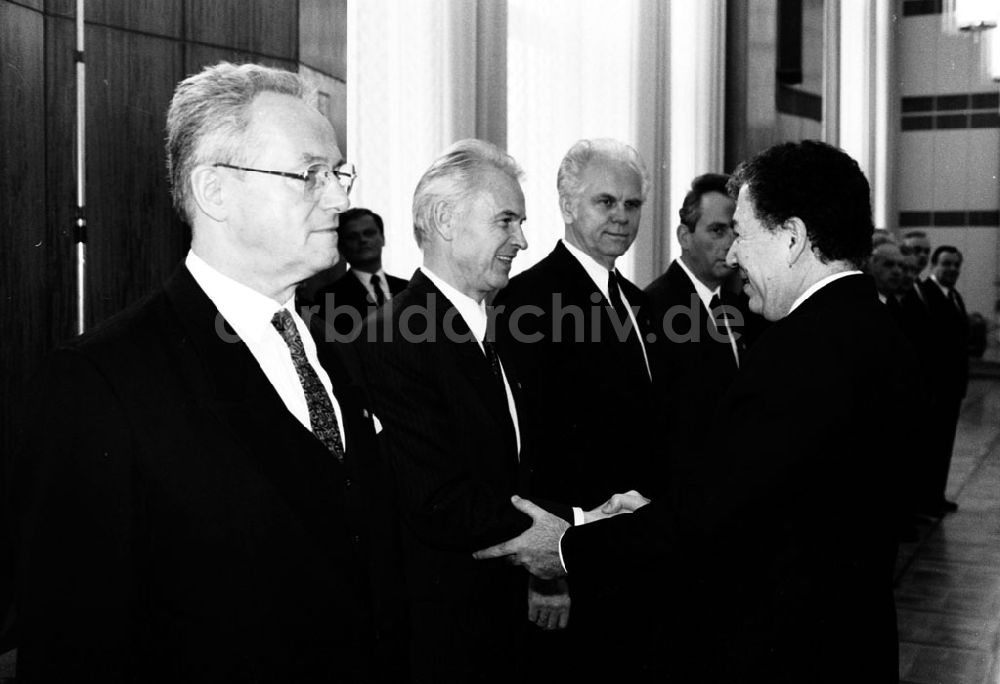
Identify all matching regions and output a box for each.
[477,140,923,683]
[13,62,403,681]
[313,207,407,338]
[916,245,968,515]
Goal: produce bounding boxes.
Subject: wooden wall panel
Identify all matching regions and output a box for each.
[1,0,46,642]
[46,0,182,36]
[185,0,298,61]
[300,0,346,80]
[84,24,187,326]
[1,0,47,459]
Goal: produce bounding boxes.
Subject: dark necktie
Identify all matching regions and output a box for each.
[710,293,740,367]
[370,274,386,308]
[948,288,960,310]
[271,308,345,461]
[607,270,650,382]
[482,338,507,402]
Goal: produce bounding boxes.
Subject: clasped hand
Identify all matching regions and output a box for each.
[472,490,650,578]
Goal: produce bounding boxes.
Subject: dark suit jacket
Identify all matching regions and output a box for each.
[352,269,554,682]
[494,241,662,507]
[13,265,404,682]
[918,278,969,400]
[562,274,920,683]
[312,269,408,340]
[643,260,756,472]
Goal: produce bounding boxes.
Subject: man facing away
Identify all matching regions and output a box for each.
[313,207,407,338]
[13,62,404,682]
[478,140,923,683]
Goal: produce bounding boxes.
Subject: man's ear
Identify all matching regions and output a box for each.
[559,193,577,225]
[783,216,809,266]
[190,165,228,222]
[432,200,454,241]
[677,224,692,251]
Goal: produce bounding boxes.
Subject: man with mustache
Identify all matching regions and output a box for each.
[479,140,921,683]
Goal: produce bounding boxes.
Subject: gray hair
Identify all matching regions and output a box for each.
[556,138,650,203]
[412,138,524,246]
[166,62,316,224]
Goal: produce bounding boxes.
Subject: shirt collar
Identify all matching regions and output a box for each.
[185,250,295,345]
[675,256,721,310]
[561,238,615,298]
[788,270,862,314]
[929,274,950,296]
[419,266,488,344]
[350,267,386,288]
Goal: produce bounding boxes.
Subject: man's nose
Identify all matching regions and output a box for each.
[511,222,528,251]
[725,242,738,267]
[319,178,350,213]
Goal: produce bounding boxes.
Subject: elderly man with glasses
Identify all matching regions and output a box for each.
[13,62,405,681]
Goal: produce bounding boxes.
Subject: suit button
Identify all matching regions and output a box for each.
[344,478,353,488]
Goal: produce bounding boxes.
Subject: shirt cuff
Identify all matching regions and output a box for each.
[557,528,568,574]
[572,506,585,526]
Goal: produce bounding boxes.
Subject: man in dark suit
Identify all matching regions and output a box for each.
[478,140,921,683]
[918,246,969,515]
[352,139,570,683]
[12,62,404,681]
[644,173,763,467]
[312,208,407,339]
[494,138,660,676]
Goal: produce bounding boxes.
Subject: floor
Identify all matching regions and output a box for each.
[1,379,998,682]
[895,377,1000,684]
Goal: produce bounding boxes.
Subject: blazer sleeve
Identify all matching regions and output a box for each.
[14,349,141,680]
[355,338,532,552]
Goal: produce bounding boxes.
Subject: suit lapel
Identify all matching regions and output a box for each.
[410,272,519,457]
[549,244,652,385]
[163,266,345,543]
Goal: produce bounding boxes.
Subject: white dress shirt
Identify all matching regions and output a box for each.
[350,268,392,304]
[561,239,653,380]
[675,257,740,367]
[419,266,521,456]
[186,251,346,446]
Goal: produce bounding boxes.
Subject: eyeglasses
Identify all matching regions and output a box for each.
[213,161,357,197]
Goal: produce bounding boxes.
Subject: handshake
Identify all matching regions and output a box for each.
[473,489,650,580]
[583,489,651,522]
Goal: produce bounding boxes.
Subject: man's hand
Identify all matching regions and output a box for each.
[527,577,570,630]
[583,489,651,523]
[473,495,569,579]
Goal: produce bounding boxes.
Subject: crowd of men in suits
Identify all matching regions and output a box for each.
[5,62,971,683]
[867,230,970,541]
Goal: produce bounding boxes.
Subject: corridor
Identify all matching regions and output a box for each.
[896,376,1000,683]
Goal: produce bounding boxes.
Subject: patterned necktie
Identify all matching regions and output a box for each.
[710,293,740,367]
[607,270,650,382]
[271,309,345,461]
[370,274,386,308]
